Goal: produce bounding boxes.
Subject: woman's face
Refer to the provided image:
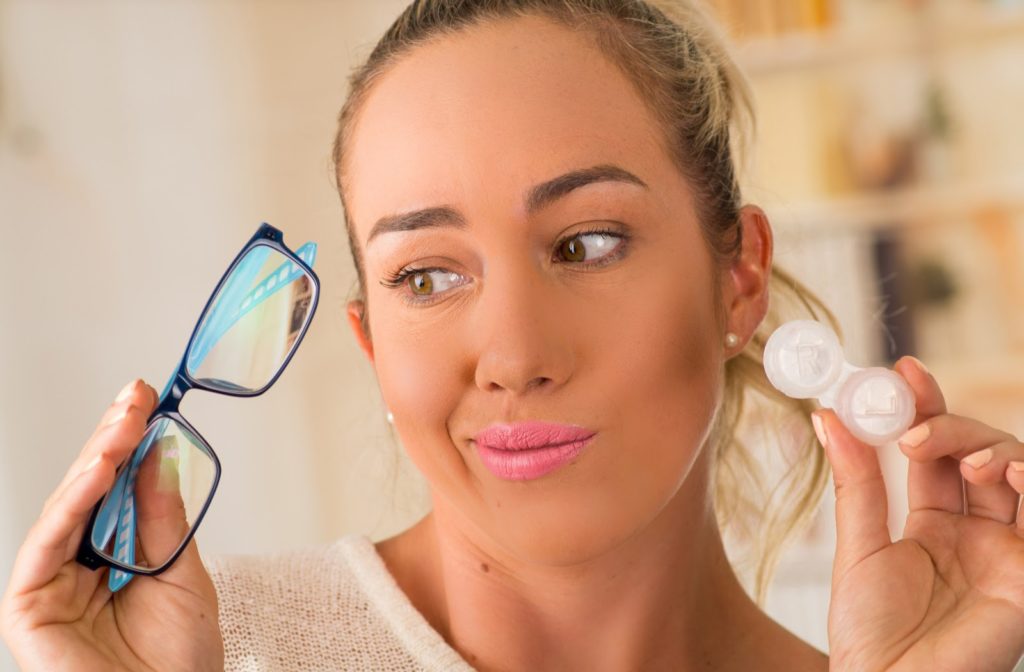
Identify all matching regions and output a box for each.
[344,15,732,563]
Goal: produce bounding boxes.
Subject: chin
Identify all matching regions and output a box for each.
[478,485,660,567]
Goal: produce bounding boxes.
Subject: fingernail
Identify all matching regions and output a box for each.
[115,379,141,403]
[898,423,931,449]
[962,448,993,469]
[1009,461,1024,472]
[811,412,829,449]
[907,355,930,378]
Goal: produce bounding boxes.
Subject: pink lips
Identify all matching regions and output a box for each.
[473,421,596,481]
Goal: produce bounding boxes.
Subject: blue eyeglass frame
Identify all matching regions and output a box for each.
[75,222,320,592]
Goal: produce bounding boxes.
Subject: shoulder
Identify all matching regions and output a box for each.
[204,534,475,672]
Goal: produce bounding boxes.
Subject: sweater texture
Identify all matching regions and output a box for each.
[206,534,477,671]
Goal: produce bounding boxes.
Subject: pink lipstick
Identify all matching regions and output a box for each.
[473,421,596,481]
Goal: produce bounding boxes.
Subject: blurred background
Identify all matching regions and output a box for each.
[709,0,1024,660]
[1,0,1022,668]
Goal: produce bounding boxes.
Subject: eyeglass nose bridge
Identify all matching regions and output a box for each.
[155,369,192,417]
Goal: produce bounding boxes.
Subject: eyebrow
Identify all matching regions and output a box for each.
[365,164,648,247]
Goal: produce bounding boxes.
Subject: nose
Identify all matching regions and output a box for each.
[472,259,573,397]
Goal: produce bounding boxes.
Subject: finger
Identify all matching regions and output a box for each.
[1005,462,1024,530]
[42,400,150,519]
[80,381,159,467]
[897,412,1022,523]
[813,409,891,577]
[8,454,119,595]
[85,381,159,442]
[957,440,1024,524]
[11,396,156,596]
[897,413,1015,462]
[86,379,148,447]
[43,380,148,513]
[94,381,159,438]
[43,381,159,516]
[895,356,948,425]
[151,535,211,598]
[135,434,191,569]
[892,356,964,515]
[132,467,212,596]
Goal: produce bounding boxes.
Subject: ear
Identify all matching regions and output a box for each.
[346,300,375,364]
[721,204,773,355]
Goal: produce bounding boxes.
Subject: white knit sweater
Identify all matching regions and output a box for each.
[205,534,477,671]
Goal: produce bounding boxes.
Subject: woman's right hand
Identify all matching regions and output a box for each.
[0,379,224,672]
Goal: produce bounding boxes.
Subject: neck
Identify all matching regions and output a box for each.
[377,457,774,671]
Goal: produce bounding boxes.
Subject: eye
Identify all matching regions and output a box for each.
[380,266,468,306]
[554,228,627,266]
[380,227,629,307]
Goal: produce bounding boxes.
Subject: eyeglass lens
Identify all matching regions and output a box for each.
[91,416,217,573]
[187,244,316,393]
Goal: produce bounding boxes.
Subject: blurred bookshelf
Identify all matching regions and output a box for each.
[709,0,1024,412]
[711,0,1024,653]
[764,170,1024,234]
[728,2,1024,75]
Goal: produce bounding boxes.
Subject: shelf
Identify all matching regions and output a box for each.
[734,4,1024,75]
[763,171,1024,235]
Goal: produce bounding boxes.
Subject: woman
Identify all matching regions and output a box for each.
[3,1,1024,670]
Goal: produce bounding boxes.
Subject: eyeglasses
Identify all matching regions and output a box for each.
[75,222,320,592]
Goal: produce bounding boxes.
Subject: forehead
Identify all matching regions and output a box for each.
[344,13,673,243]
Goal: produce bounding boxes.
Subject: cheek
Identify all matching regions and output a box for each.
[583,259,723,511]
[371,311,472,486]
[576,234,723,460]
[617,268,721,433]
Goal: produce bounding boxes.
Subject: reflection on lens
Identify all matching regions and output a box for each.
[185,244,316,393]
[90,416,216,572]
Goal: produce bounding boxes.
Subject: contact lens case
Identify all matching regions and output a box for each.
[763,319,916,446]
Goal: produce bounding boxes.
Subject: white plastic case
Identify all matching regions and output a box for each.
[763,319,916,446]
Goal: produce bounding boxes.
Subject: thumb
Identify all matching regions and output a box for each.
[813,409,892,578]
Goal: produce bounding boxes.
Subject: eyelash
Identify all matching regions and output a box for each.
[380,226,630,306]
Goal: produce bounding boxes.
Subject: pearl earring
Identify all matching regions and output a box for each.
[725,332,740,348]
[385,409,394,425]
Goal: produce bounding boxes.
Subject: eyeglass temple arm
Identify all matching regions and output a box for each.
[184,245,271,376]
[100,423,163,591]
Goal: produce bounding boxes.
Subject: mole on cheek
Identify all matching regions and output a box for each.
[480,562,490,573]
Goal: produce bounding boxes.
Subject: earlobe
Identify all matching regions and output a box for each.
[346,300,375,364]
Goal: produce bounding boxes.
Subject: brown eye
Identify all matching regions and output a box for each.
[556,231,623,264]
[409,272,433,295]
[559,236,586,262]
[380,267,467,305]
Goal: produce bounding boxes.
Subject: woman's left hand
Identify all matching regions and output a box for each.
[818,355,1024,671]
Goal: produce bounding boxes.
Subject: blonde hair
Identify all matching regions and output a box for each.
[331,0,842,606]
